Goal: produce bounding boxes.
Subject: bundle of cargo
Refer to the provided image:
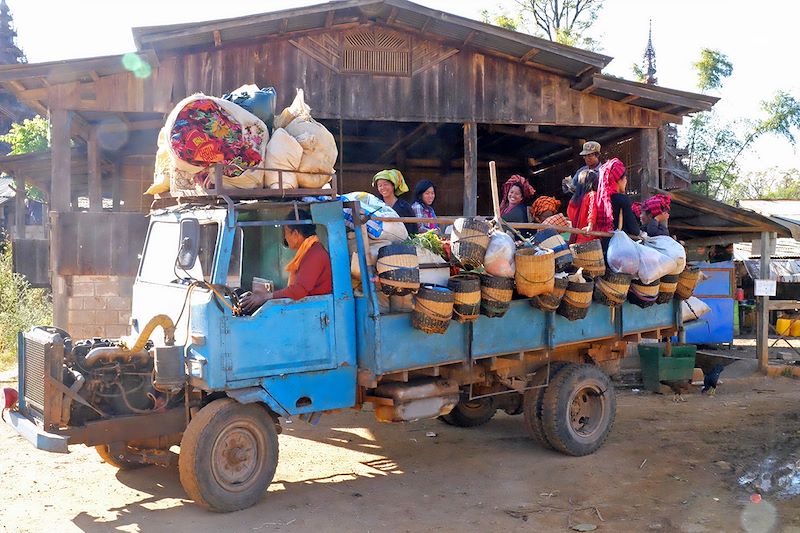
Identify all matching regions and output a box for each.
[147,93,271,195]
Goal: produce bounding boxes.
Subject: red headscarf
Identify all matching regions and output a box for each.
[499,175,536,216]
[644,194,671,217]
[593,158,626,232]
[632,201,643,219]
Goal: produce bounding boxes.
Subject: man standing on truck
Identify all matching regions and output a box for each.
[241,212,332,312]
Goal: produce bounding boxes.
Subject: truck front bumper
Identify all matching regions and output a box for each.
[4,410,69,453]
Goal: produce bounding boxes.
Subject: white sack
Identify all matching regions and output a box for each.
[263,128,302,189]
[644,236,686,275]
[682,296,711,322]
[607,230,640,275]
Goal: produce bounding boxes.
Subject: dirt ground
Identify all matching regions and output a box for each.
[1,372,799,533]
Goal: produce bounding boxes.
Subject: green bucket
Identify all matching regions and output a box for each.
[638,343,697,393]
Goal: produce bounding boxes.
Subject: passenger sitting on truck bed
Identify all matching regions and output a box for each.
[240,218,332,312]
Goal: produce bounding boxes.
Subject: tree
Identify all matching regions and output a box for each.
[481,0,603,49]
[693,49,733,92]
[0,115,48,155]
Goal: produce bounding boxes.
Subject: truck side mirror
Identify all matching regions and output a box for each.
[177,218,200,271]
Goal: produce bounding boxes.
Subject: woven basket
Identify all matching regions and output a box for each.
[514,248,555,297]
[412,285,454,334]
[656,274,679,304]
[448,274,481,323]
[451,218,490,270]
[628,278,660,308]
[557,280,594,321]
[593,271,633,307]
[479,274,514,318]
[533,229,573,272]
[376,244,420,296]
[570,240,606,278]
[675,266,701,300]
[530,276,569,312]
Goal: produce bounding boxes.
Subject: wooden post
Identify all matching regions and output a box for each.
[639,128,659,199]
[14,174,24,239]
[50,109,72,329]
[88,127,102,212]
[756,231,773,372]
[463,122,477,216]
[112,159,122,211]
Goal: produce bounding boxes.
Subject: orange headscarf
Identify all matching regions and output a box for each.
[530,196,561,219]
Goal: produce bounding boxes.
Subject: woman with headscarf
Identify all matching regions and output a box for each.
[594,158,639,249]
[567,168,598,244]
[530,196,571,227]
[373,169,417,236]
[411,179,439,234]
[499,174,536,223]
[641,194,671,237]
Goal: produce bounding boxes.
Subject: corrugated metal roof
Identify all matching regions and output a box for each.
[131,0,613,79]
[735,238,800,260]
[739,200,800,240]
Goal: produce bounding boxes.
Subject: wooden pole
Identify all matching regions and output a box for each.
[489,161,501,220]
[756,231,773,372]
[463,122,477,217]
[112,159,122,211]
[640,128,659,199]
[370,216,614,239]
[88,127,102,212]
[13,174,24,239]
[50,109,72,330]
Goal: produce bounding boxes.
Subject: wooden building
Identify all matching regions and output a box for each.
[0,0,784,338]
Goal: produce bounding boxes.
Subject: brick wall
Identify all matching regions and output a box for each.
[66,275,134,339]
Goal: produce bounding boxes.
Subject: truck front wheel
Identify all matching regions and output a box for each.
[540,364,616,456]
[439,397,496,427]
[179,398,279,512]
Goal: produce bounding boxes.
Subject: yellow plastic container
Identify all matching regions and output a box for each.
[776,318,792,335]
[791,320,800,337]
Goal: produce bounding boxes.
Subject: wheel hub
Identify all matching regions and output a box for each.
[212,426,260,490]
[568,386,604,439]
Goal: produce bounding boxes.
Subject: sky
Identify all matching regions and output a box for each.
[7,0,800,174]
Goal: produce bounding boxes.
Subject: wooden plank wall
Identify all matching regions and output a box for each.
[11,238,49,287]
[49,26,675,129]
[51,212,149,276]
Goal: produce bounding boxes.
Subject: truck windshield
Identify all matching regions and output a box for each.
[139,221,218,284]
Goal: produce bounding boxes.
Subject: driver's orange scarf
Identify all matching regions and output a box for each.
[285,236,319,277]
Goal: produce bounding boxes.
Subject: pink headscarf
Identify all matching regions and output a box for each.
[499,175,536,216]
[644,194,671,217]
[632,201,643,219]
[593,158,626,232]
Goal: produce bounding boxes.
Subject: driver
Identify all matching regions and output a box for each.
[241,214,332,313]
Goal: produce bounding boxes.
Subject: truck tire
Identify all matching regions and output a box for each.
[439,397,496,427]
[540,364,616,457]
[522,362,570,450]
[179,398,279,512]
[95,444,146,470]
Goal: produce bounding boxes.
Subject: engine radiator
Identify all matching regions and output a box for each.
[19,327,66,425]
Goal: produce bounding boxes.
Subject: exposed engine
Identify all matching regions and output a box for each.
[61,337,184,426]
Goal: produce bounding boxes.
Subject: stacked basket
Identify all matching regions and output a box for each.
[479,274,515,318]
[593,272,633,307]
[557,279,594,320]
[411,285,454,334]
[450,218,490,270]
[570,240,605,279]
[448,274,481,323]
[376,244,420,296]
[514,247,555,298]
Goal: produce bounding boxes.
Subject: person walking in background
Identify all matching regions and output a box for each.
[499,174,536,223]
[373,169,416,236]
[411,179,439,234]
[567,168,598,244]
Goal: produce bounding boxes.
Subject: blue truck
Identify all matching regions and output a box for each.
[5,192,681,512]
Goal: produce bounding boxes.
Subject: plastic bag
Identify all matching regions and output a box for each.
[263,128,302,189]
[341,192,409,242]
[682,296,711,322]
[484,232,516,277]
[607,230,639,275]
[635,242,677,284]
[643,236,686,275]
[223,84,277,128]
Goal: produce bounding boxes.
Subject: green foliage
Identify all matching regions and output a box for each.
[757,91,800,145]
[406,230,445,258]
[480,9,521,30]
[727,168,800,202]
[693,49,733,92]
[0,243,52,371]
[0,115,49,156]
[631,63,646,83]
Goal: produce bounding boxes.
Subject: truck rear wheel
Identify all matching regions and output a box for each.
[439,397,496,427]
[95,444,146,470]
[540,364,616,456]
[179,398,279,512]
[522,362,569,450]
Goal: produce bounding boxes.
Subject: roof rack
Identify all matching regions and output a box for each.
[153,164,337,206]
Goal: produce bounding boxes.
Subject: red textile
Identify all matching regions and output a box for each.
[568,190,597,244]
[499,175,536,215]
[542,213,571,228]
[632,201,643,218]
[272,241,332,301]
[644,194,671,217]
[594,158,626,232]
